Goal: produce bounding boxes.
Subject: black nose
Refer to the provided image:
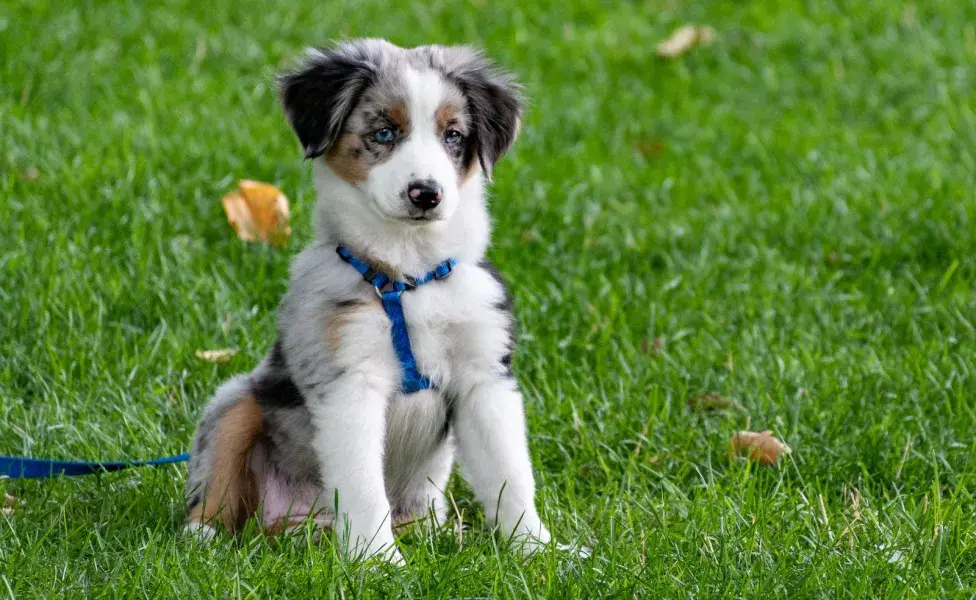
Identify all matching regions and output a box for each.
[407,180,442,210]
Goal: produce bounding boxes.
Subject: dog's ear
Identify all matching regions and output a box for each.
[278,44,378,159]
[445,48,524,177]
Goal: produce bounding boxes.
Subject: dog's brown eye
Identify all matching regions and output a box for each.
[444,129,462,145]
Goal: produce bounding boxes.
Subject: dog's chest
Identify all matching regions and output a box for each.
[306,261,510,391]
[399,272,507,387]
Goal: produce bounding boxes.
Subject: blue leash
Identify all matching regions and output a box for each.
[0,452,190,479]
[336,246,456,393]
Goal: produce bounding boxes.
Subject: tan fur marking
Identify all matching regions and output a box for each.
[196,395,263,532]
[325,302,371,350]
[435,101,462,134]
[436,98,479,183]
[324,313,345,350]
[387,101,410,133]
[325,133,370,184]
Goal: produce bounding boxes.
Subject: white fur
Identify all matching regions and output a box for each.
[183,522,218,542]
[275,57,557,562]
[364,68,461,224]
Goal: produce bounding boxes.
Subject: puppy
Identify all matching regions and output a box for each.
[185,39,559,562]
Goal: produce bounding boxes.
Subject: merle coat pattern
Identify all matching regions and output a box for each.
[185,39,567,563]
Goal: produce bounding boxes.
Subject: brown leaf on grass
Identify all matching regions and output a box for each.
[688,393,734,412]
[731,430,792,464]
[24,167,40,182]
[194,348,238,363]
[3,492,17,516]
[636,139,665,158]
[221,180,291,246]
[656,24,717,58]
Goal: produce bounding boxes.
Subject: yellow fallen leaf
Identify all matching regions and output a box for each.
[732,430,792,464]
[221,179,291,246]
[656,24,717,58]
[221,192,257,241]
[194,348,238,363]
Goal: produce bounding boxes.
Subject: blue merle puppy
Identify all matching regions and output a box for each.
[185,39,572,563]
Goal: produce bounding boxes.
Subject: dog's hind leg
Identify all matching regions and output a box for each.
[185,375,263,537]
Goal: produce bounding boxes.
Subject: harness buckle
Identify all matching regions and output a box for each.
[374,283,404,298]
[433,261,454,280]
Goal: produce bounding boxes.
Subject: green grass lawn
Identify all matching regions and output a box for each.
[2,0,975,597]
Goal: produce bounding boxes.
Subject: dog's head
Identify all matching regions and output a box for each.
[279,39,522,225]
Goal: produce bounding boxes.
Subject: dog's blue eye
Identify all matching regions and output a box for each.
[444,129,462,145]
[373,128,395,144]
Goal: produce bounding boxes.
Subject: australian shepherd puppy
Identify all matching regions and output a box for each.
[184,39,569,562]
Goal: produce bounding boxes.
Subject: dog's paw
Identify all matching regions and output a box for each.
[556,541,592,559]
[511,534,547,556]
[345,533,404,566]
[511,535,591,560]
[365,540,405,566]
[356,543,405,566]
[183,521,219,542]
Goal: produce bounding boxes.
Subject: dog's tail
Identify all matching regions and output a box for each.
[186,378,264,534]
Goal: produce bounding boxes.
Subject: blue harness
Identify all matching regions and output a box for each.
[336,246,456,394]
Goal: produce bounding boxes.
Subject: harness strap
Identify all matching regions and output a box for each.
[0,452,190,479]
[380,290,433,393]
[336,246,456,394]
[336,246,391,290]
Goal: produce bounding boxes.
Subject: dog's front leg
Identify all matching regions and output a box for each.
[309,371,401,563]
[452,376,552,552]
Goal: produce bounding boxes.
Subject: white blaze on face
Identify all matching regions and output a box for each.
[365,66,460,222]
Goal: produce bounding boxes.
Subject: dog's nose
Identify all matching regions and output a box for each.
[407,180,442,210]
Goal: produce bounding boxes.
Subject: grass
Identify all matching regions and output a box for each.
[2,0,975,597]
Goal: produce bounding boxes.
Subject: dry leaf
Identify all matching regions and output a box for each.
[194,348,238,363]
[636,139,665,158]
[688,393,734,412]
[732,430,792,464]
[657,24,717,58]
[221,179,291,246]
[3,492,17,516]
